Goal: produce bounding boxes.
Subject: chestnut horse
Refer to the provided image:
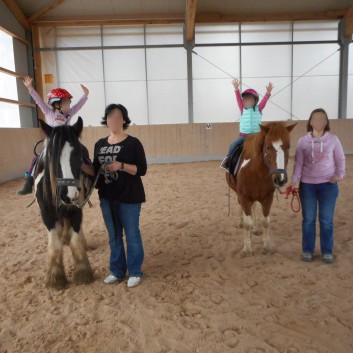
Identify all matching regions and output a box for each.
[226,122,296,256]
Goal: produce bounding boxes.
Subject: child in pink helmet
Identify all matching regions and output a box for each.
[220,79,273,171]
[16,76,89,195]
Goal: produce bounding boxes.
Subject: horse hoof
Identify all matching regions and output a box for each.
[262,247,275,255]
[238,223,244,229]
[252,230,262,236]
[46,270,67,290]
[74,264,93,285]
[240,250,253,258]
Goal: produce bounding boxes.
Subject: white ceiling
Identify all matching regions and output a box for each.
[15,0,353,20]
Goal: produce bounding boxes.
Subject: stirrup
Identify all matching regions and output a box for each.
[220,157,230,172]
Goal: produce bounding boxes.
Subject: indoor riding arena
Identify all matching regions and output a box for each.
[1,1,353,353]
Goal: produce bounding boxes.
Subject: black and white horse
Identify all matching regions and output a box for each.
[34,117,93,289]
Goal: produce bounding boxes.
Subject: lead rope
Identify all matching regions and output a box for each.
[278,186,301,213]
[77,162,114,209]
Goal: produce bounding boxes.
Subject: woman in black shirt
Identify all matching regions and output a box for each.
[92,104,147,288]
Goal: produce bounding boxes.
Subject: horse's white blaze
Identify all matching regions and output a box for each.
[240,159,250,169]
[60,142,78,200]
[273,140,285,180]
[34,171,44,192]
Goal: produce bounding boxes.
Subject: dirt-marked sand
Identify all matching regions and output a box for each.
[0,157,353,353]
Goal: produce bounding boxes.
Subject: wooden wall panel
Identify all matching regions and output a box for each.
[1,120,352,183]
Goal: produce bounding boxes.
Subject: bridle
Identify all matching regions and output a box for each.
[55,146,83,190]
[56,178,80,188]
[56,162,115,209]
[263,144,288,179]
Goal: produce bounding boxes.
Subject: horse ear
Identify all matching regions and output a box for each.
[286,123,297,133]
[259,124,270,134]
[73,117,83,137]
[39,118,53,137]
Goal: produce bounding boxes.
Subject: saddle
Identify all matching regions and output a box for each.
[228,143,244,177]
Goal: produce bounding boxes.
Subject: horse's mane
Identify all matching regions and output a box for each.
[43,125,81,206]
[242,122,289,161]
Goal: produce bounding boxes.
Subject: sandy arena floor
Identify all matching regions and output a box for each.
[0,157,353,353]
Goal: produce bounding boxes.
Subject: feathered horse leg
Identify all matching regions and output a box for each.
[46,223,67,289]
[67,210,93,285]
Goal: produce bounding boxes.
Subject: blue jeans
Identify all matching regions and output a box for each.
[228,135,246,157]
[299,182,339,255]
[100,198,144,278]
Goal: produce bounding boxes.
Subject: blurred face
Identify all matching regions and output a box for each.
[107,108,125,133]
[310,112,328,132]
[243,95,256,109]
[58,98,71,114]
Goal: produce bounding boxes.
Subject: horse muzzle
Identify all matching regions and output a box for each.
[62,191,79,202]
[272,170,288,188]
[57,178,80,205]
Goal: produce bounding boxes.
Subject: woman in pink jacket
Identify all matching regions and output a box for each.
[290,108,346,264]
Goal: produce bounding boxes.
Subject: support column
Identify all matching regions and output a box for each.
[184,25,195,124]
[338,20,351,119]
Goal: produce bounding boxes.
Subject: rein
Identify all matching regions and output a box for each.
[278,186,301,213]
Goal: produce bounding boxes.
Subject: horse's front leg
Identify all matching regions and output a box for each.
[239,200,253,257]
[46,223,67,289]
[261,196,275,254]
[238,206,244,229]
[262,216,274,254]
[62,218,71,245]
[251,202,262,236]
[68,211,93,284]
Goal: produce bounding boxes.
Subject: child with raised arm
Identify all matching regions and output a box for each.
[220,79,273,171]
[16,76,89,195]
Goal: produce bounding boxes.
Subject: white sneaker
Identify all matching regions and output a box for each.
[104,274,120,284]
[127,276,141,288]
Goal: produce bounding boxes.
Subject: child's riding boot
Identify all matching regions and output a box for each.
[220,156,230,172]
[17,172,34,195]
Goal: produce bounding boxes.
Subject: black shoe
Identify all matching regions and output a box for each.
[220,157,230,171]
[17,175,34,195]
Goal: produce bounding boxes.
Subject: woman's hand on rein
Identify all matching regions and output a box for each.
[289,181,298,189]
[106,161,123,172]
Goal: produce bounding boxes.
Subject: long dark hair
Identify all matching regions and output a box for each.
[101,104,131,130]
[307,108,330,132]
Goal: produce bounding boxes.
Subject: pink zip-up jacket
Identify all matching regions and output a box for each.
[291,132,346,184]
[29,87,88,127]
